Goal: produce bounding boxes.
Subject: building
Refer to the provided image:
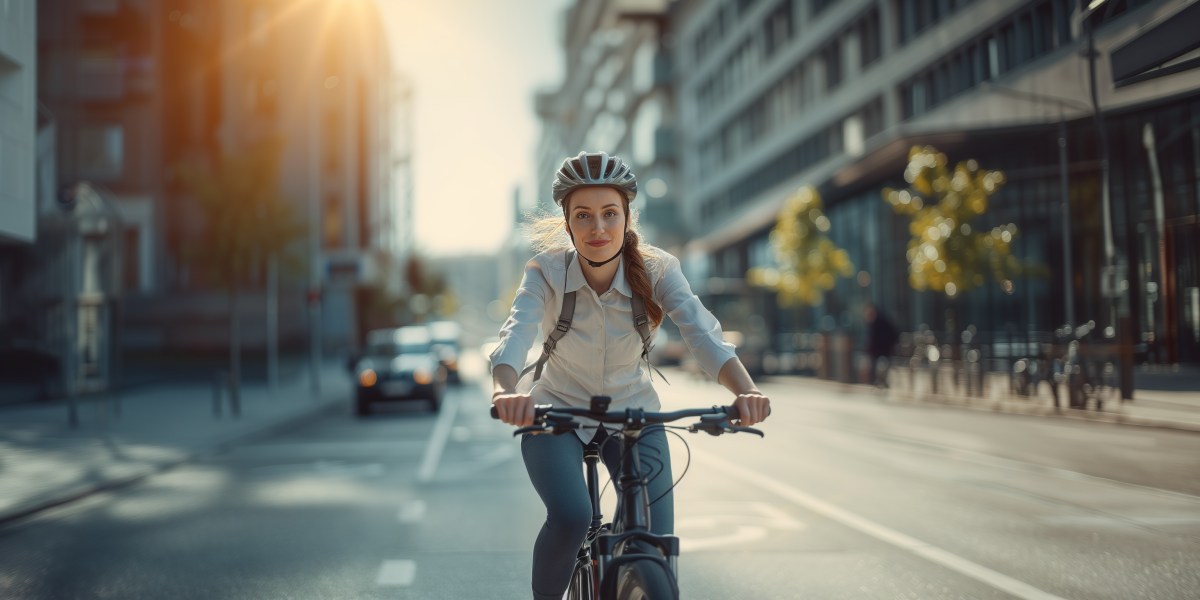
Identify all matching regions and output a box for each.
[0,0,42,400]
[535,0,683,252]
[666,0,1199,379]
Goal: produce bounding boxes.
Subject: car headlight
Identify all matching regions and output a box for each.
[413,369,433,385]
[359,369,377,387]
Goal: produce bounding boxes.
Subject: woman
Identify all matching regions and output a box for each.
[490,151,770,600]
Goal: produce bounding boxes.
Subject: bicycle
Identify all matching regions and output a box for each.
[491,395,765,600]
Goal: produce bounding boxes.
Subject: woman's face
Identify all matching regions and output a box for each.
[564,187,627,264]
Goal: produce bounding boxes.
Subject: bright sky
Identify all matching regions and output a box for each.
[377,0,573,256]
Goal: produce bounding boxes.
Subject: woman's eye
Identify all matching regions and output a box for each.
[575,213,589,220]
[605,211,618,218]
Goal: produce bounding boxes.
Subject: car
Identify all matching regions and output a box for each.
[353,326,446,416]
[427,320,463,383]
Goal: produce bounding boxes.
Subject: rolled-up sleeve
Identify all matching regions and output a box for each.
[655,255,738,380]
[489,259,549,375]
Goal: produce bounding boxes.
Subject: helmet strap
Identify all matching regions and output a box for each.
[583,247,623,268]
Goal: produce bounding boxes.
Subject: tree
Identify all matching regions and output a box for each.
[747,185,854,307]
[177,138,304,409]
[882,146,1020,298]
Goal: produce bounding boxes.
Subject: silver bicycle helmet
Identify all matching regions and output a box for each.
[552,151,638,206]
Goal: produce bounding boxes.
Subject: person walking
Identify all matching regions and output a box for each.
[864,302,899,388]
[489,151,771,600]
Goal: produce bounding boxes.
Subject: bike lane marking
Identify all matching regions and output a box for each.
[693,448,1069,600]
[398,499,426,523]
[376,559,416,586]
[677,501,805,552]
[417,390,461,482]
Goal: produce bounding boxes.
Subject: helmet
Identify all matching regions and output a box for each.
[552,151,637,206]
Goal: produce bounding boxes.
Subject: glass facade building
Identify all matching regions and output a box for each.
[671,0,1200,371]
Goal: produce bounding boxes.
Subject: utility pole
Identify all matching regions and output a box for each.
[308,85,323,396]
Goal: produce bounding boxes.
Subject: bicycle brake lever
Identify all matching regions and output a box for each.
[727,425,765,437]
[513,425,549,436]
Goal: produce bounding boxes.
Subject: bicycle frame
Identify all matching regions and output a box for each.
[583,425,680,596]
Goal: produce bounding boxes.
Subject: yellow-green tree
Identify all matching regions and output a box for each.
[748,186,854,306]
[882,146,1020,298]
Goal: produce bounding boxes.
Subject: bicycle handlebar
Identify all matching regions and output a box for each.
[489,397,767,438]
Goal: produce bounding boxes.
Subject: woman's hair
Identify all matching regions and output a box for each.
[525,196,664,328]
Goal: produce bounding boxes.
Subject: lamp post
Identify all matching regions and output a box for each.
[1079,0,1134,400]
[308,82,323,395]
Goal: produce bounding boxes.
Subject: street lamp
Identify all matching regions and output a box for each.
[1078,0,1135,400]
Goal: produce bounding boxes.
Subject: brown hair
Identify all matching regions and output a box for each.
[621,228,664,327]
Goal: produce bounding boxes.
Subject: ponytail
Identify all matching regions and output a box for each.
[622,230,664,328]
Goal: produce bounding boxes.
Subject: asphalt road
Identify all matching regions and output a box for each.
[1,360,1198,599]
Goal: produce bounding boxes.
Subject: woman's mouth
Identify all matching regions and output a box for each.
[587,240,610,248]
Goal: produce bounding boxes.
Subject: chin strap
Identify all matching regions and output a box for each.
[582,249,622,268]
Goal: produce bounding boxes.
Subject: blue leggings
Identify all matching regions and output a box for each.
[521,426,674,600]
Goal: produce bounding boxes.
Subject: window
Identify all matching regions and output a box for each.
[858,8,882,68]
[76,125,124,180]
[822,41,842,91]
[762,0,793,59]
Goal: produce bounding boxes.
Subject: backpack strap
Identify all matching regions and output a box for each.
[631,293,669,384]
[522,251,577,382]
[521,250,668,384]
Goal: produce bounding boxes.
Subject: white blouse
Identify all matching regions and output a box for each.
[489,246,738,440]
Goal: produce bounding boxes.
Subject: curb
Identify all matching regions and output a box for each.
[763,375,1200,434]
[0,395,345,528]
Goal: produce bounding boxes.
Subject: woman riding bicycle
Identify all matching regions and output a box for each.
[490,151,771,600]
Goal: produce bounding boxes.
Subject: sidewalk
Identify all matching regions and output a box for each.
[0,362,351,526]
[774,365,1200,433]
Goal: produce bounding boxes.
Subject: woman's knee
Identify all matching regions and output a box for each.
[545,498,592,537]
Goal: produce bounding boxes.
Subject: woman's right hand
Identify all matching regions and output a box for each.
[491,391,536,427]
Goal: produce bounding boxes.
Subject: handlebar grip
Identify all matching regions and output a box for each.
[490,405,499,419]
[724,404,772,421]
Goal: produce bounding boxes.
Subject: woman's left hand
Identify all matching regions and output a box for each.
[732,392,771,427]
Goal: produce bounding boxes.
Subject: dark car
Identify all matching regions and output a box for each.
[353,326,446,416]
[427,320,462,384]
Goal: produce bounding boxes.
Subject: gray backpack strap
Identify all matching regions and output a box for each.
[522,251,577,382]
[631,293,669,384]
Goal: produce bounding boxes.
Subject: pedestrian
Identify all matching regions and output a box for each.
[489,151,771,600]
[864,302,899,388]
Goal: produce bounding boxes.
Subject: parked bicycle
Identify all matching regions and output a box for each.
[492,396,765,600]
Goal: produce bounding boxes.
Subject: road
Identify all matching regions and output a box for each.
[1,356,1198,599]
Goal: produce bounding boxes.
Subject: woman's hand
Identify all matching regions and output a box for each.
[491,391,536,427]
[732,392,771,427]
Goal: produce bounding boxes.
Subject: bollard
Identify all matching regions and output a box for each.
[68,393,79,428]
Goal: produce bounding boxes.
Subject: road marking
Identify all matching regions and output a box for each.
[398,500,426,523]
[694,448,1069,600]
[376,559,416,586]
[677,501,806,552]
[418,391,461,482]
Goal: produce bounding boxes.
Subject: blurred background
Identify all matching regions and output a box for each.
[2,0,1199,402]
[3,2,1200,598]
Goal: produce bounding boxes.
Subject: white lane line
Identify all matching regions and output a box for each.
[398,500,427,523]
[376,559,416,586]
[417,391,461,482]
[694,448,1069,600]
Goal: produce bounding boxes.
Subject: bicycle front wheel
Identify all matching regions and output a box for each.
[614,558,677,600]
